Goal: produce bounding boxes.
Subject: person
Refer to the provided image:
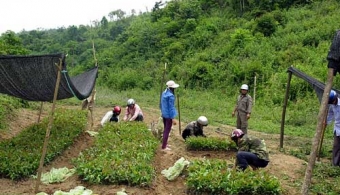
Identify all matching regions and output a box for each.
[123,99,144,121]
[182,116,208,140]
[232,84,253,134]
[231,129,270,171]
[160,80,179,151]
[326,90,340,166]
[100,105,121,126]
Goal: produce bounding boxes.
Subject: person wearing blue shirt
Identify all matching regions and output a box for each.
[160,80,179,151]
[327,90,340,166]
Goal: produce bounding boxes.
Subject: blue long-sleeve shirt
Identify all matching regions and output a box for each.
[327,98,340,136]
[160,88,177,119]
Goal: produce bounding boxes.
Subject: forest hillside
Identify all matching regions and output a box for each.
[1,0,340,98]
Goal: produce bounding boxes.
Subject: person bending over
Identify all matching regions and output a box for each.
[231,129,269,171]
[182,116,208,140]
[101,105,121,126]
[123,99,144,122]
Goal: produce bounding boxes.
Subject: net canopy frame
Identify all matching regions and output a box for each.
[0,53,98,101]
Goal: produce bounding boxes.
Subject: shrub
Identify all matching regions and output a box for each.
[254,14,278,37]
[0,108,86,180]
[74,122,159,186]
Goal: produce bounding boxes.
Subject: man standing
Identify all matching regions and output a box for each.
[232,84,253,134]
[160,80,179,151]
[326,90,340,166]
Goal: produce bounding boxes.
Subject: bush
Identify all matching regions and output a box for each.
[0,108,86,180]
[254,14,278,37]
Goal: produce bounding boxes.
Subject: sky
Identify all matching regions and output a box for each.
[0,0,161,34]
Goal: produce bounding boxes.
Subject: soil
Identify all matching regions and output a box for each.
[0,104,306,195]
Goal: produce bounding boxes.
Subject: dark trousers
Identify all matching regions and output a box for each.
[162,118,173,149]
[135,114,144,121]
[236,151,269,171]
[333,133,340,166]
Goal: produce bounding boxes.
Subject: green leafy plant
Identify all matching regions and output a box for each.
[0,108,86,180]
[73,122,158,186]
[185,136,237,151]
[186,159,282,194]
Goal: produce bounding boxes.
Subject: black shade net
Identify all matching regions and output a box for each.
[327,30,340,76]
[0,53,98,101]
[287,66,340,103]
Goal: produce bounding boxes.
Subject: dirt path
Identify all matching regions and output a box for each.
[0,105,305,195]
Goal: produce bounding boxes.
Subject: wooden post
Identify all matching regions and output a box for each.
[37,102,44,123]
[159,63,167,107]
[317,109,328,161]
[253,74,257,105]
[280,70,292,149]
[88,40,98,129]
[301,68,334,195]
[34,59,63,193]
[177,94,181,135]
[88,89,96,129]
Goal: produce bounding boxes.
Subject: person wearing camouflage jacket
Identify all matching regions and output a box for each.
[231,129,269,171]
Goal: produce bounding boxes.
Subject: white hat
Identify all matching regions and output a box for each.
[240,84,249,90]
[166,80,179,88]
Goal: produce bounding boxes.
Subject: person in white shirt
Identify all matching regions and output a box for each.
[101,106,121,126]
[327,90,340,166]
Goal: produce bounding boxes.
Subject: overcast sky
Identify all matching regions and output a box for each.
[0,0,161,34]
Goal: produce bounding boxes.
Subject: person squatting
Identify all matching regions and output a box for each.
[182,116,208,140]
[231,129,270,171]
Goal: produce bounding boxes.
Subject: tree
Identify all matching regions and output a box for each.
[0,31,29,55]
[108,9,126,21]
[101,16,109,28]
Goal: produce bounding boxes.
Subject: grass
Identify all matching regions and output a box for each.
[2,86,338,194]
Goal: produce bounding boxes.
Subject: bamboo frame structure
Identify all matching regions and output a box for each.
[280,70,292,149]
[177,94,181,135]
[301,68,334,194]
[159,63,167,107]
[34,59,63,193]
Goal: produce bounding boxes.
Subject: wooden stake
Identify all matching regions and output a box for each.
[280,70,292,149]
[253,74,256,105]
[317,109,328,161]
[34,59,63,193]
[177,94,181,135]
[159,63,167,107]
[37,102,44,123]
[87,40,98,129]
[88,89,96,129]
[301,68,334,195]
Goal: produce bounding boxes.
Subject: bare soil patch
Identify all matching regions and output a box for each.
[0,105,305,195]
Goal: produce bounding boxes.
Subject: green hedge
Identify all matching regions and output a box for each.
[185,136,237,151]
[0,108,87,180]
[73,122,159,186]
[186,159,281,195]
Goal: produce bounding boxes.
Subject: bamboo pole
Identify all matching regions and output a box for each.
[317,109,328,161]
[280,70,292,149]
[37,102,44,123]
[253,74,257,106]
[301,68,334,195]
[177,94,181,135]
[34,59,63,193]
[87,40,98,129]
[159,63,167,107]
